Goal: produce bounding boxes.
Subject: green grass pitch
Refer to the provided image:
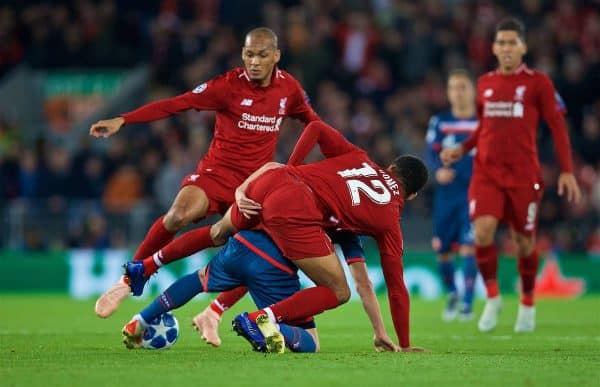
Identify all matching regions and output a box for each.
[1,295,598,387]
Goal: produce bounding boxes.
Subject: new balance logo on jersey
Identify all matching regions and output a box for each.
[240,98,253,106]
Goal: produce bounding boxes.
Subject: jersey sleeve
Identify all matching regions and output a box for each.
[376,227,410,348]
[287,121,359,165]
[425,116,443,172]
[538,75,573,173]
[287,82,320,124]
[120,76,228,124]
[331,231,365,265]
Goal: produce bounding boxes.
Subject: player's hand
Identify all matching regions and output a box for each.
[235,187,262,219]
[373,334,401,352]
[435,167,456,185]
[557,172,582,204]
[440,145,464,166]
[400,346,427,353]
[89,117,125,138]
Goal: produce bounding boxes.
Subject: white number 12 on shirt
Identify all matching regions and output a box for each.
[346,179,391,205]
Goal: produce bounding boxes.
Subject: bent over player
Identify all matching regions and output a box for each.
[90,27,319,317]
[205,120,428,352]
[442,18,581,333]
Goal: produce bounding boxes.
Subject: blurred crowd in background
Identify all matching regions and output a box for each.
[0,0,599,254]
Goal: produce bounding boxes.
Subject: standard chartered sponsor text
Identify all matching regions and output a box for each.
[238,113,281,132]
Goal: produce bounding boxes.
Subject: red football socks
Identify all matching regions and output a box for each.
[142,226,216,276]
[518,250,540,306]
[209,287,249,316]
[132,216,175,261]
[249,286,339,323]
[475,244,499,298]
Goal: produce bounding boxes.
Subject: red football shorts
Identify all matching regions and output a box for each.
[180,172,238,219]
[230,168,334,260]
[468,173,544,236]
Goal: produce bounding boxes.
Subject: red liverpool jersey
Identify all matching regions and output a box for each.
[121,67,319,181]
[287,121,410,348]
[462,64,573,187]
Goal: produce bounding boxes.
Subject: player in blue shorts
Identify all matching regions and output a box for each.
[425,69,479,321]
[122,229,399,353]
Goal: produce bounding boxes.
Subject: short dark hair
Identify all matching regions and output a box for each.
[246,27,278,49]
[392,155,429,197]
[495,17,525,40]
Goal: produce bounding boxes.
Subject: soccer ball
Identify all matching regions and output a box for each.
[141,312,180,350]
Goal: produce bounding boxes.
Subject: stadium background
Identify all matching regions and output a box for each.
[0,0,599,298]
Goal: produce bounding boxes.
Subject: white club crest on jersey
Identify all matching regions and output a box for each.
[484,88,493,98]
[193,83,207,94]
[514,85,526,101]
[240,98,253,106]
[278,97,287,115]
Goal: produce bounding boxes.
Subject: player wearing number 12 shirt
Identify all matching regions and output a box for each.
[442,18,581,334]
[90,28,319,318]
[226,121,428,352]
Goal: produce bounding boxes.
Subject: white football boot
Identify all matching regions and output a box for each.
[514,304,536,333]
[478,296,502,332]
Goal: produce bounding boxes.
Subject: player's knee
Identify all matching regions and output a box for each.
[164,208,191,231]
[335,285,351,305]
[164,209,190,231]
[209,221,232,246]
[514,237,535,257]
[473,226,494,246]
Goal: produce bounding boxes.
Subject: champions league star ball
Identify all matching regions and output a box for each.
[141,312,180,350]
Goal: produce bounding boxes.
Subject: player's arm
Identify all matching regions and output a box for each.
[235,162,283,217]
[287,121,359,165]
[288,83,320,124]
[538,76,581,203]
[375,229,423,352]
[348,262,400,352]
[90,78,227,138]
[333,231,399,352]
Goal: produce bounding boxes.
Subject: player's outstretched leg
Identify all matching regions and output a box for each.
[94,261,148,318]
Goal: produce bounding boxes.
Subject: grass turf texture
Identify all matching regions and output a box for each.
[1,295,598,387]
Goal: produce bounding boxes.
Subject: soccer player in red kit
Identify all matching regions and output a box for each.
[441,18,581,333]
[90,27,319,317]
[217,120,428,352]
